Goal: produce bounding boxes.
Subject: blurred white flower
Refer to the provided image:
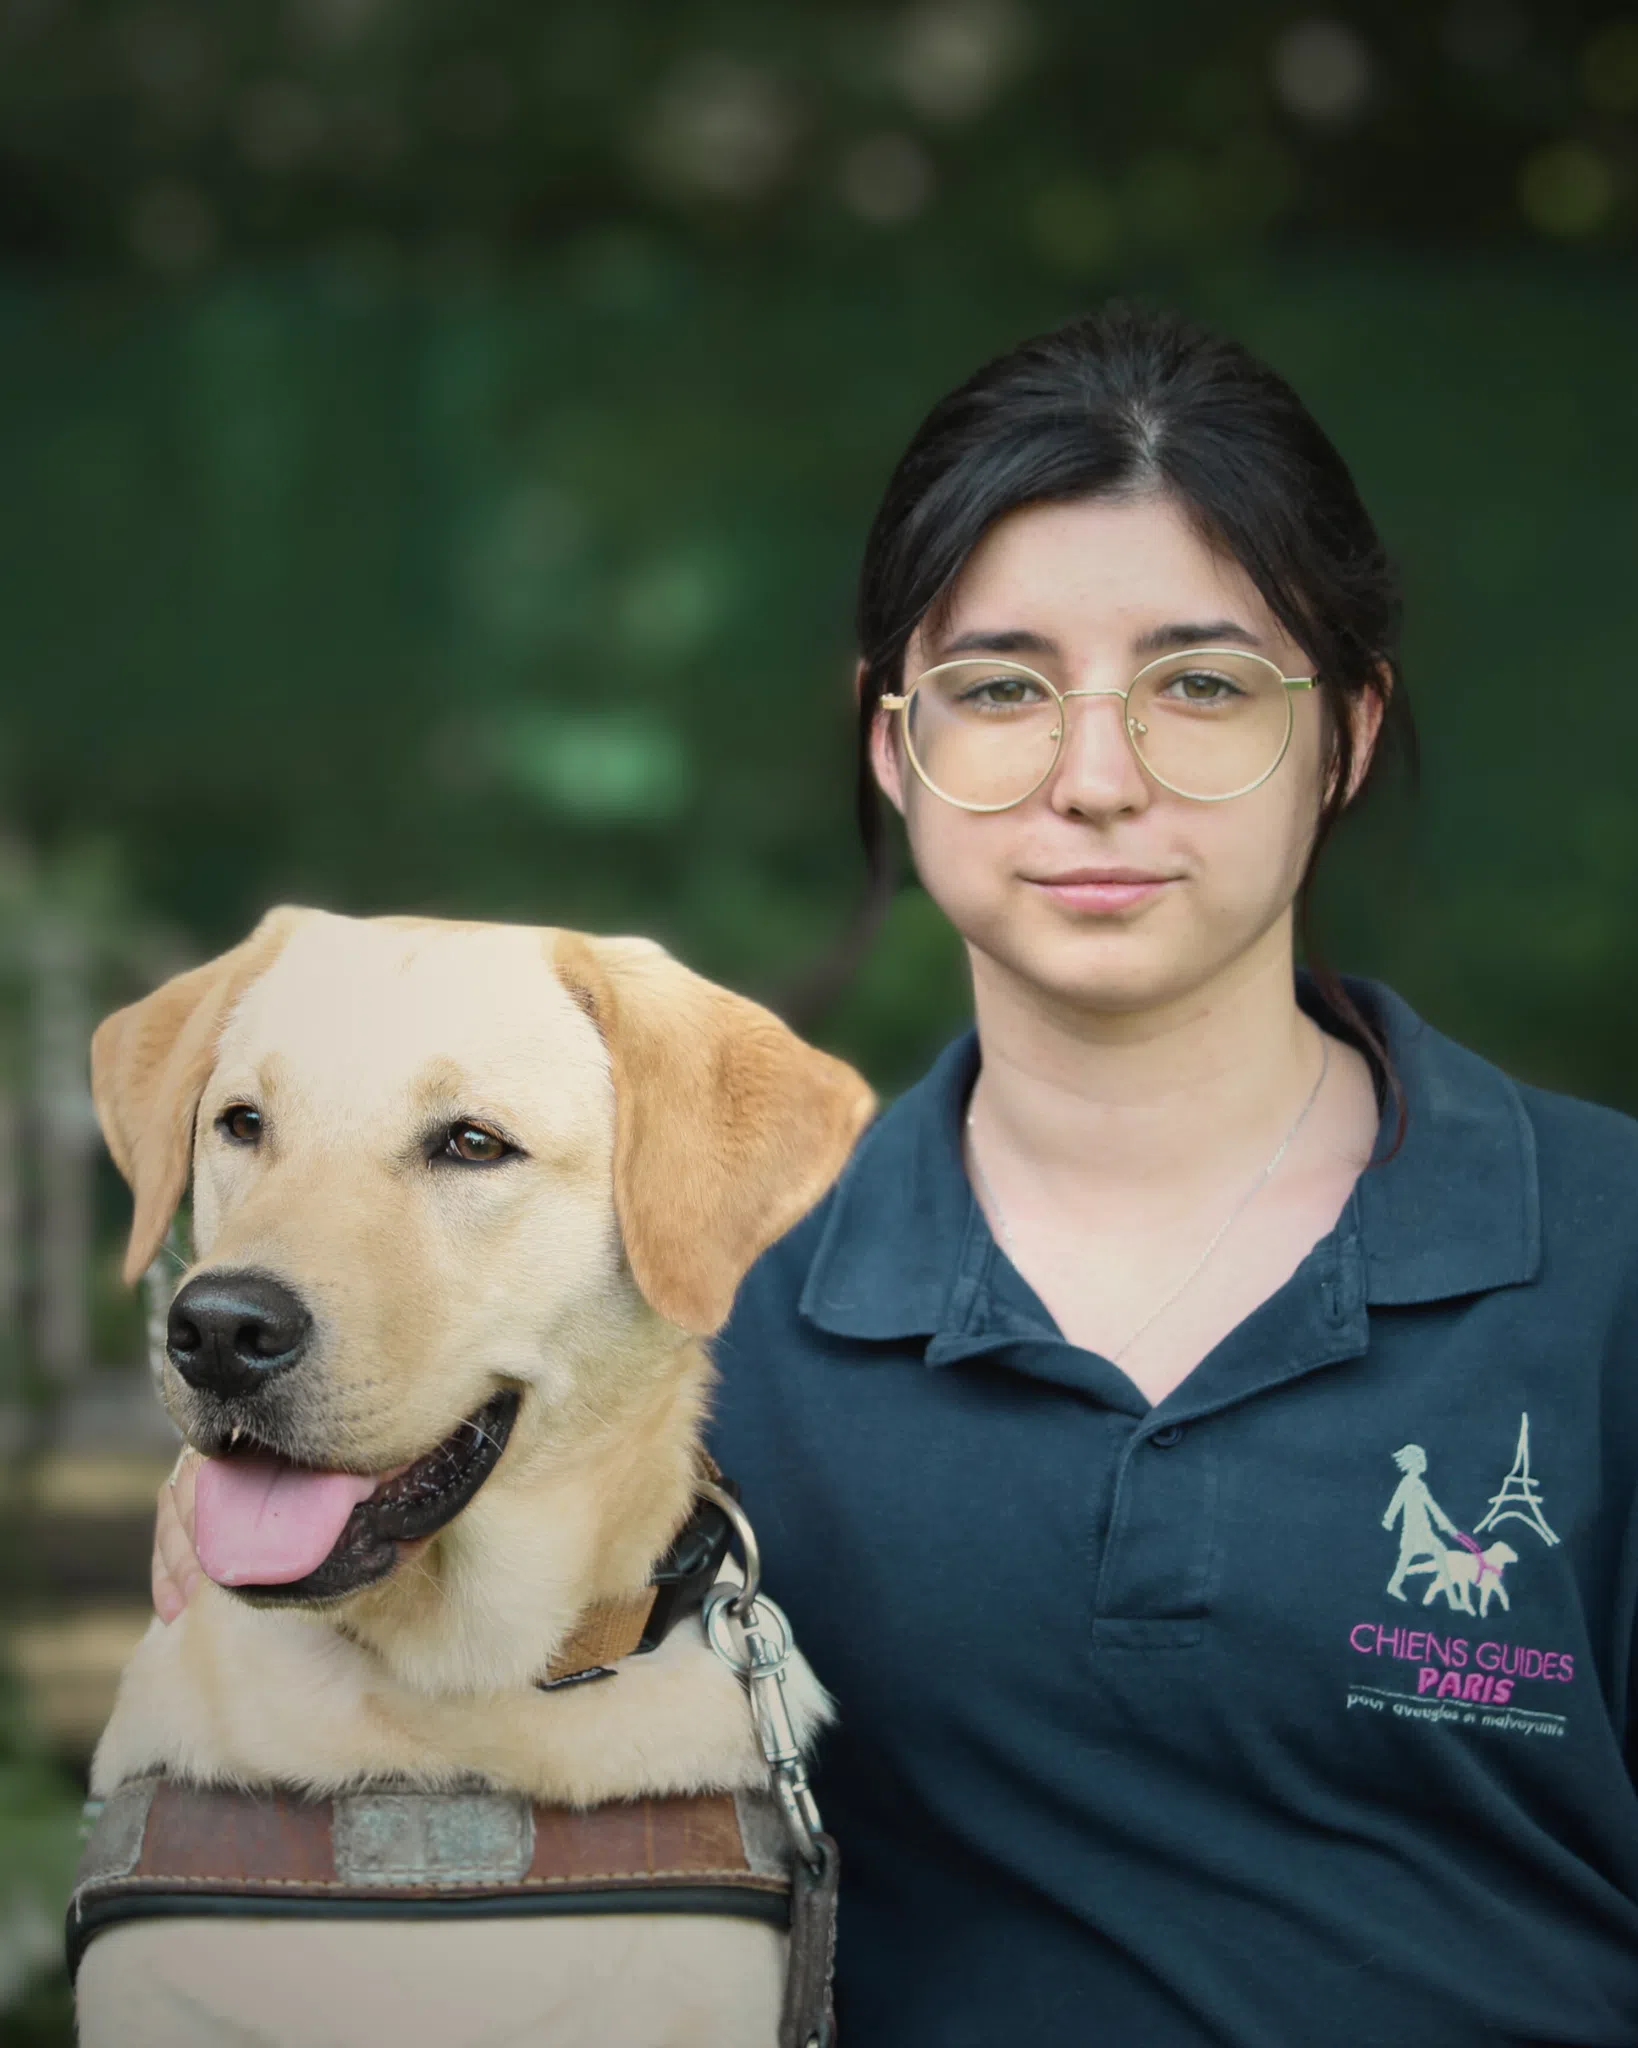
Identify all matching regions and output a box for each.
[895,0,1033,122]
[1271,19,1374,124]
[643,56,797,201]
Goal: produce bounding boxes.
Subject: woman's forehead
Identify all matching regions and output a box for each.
[929,494,1284,654]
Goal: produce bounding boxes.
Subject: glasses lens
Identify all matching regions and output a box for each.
[1127,651,1294,799]
[904,661,1061,810]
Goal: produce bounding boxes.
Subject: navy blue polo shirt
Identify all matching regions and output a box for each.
[709,980,1638,2048]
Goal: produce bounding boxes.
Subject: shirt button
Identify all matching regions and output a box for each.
[1150,1424,1185,1449]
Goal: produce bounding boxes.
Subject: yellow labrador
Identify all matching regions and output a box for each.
[73,907,874,2048]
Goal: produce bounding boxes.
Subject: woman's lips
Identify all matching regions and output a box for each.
[1028,870,1177,913]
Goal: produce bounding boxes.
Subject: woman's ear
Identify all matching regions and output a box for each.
[551,932,877,1335]
[1343,668,1391,805]
[864,661,909,818]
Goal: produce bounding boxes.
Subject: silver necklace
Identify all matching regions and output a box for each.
[965,1031,1331,1365]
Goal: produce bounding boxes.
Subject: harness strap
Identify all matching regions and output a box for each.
[70,1776,834,2046]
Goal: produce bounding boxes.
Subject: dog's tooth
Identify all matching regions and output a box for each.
[230,1424,242,1447]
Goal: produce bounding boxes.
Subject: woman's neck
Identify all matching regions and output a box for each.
[966,919,1330,1223]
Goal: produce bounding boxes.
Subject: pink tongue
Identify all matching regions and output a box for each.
[195,1453,377,1586]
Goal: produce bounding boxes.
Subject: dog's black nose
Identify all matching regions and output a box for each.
[166,1271,311,1398]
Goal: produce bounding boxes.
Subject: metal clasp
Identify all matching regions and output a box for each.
[698,1483,825,1871]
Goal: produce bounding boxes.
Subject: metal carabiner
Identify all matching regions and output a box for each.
[704,1584,825,1870]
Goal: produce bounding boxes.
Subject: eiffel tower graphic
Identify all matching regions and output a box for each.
[1473,1413,1559,1547]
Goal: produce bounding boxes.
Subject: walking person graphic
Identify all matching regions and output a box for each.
[1382,1444,1460,1602]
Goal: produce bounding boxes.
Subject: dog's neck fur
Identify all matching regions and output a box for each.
[338,1326,716,1699]
[93,1327,839,1806]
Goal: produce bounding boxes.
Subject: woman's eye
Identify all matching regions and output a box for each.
[442,1124,512,1165]
[1164,669,1242,705]
[218,1105,262,1145]
[963,674,1040,709]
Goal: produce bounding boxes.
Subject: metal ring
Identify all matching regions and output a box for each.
[695,1478,762,1617]
[703,1585,793,1674]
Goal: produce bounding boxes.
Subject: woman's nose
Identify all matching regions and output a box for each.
[1047,690,1151,819]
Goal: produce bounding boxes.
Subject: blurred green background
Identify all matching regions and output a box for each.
[3,0,1638,2032]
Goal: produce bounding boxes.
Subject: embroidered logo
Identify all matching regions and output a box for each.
[1473,1414,1558,1548]
[1345,1413,1573,1740]
[1382,1442,1521,1616]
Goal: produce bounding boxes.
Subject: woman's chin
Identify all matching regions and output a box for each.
[977,936,1194,1016]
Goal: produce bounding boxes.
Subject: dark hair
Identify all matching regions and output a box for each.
[853,303,1416,1096]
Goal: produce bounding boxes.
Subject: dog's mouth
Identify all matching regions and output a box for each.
[193,1389,521,1607]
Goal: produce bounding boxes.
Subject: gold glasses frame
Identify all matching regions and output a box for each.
[880,647,1318,813]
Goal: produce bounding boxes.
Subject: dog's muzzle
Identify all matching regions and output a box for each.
[227,1387,523,1607]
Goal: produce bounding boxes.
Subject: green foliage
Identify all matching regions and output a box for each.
[4,238,1638,1103]
[0,1666,82,2040]
[0,1,1636,1101]
[2,2,1636,274]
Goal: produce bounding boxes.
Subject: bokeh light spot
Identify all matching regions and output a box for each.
[840,133,935,226]
[128,185,216,275]
[1270,19,1374,124]
[1440,0,1529,74]
[643,55,796,202]
[236,81,327,173]
[486,709,693,825]
[1029,181,1118,273]
[894,0,1033,122]
[1582,22,1638,115]
[1518,141,1616,238]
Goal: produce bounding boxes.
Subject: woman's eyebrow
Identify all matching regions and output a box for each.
[1132,619,1263,653]
[937,627,1060,659]
[936,620,1267,662]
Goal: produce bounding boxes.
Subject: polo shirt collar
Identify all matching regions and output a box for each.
[799,1030,986,1344]
[798,977,1540,1347]
[1348,979,1540,1306]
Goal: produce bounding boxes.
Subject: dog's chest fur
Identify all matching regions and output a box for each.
[93,1582,826,1810]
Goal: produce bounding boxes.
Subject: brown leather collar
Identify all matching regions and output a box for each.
[540,1587,659,1686]
[537,1471,734,1690]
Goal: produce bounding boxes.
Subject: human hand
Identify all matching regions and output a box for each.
[153,1450,202,1623]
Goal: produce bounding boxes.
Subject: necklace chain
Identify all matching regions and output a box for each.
[965,1031,1331,1366]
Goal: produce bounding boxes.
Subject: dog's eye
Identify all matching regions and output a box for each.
[218,1105,262,1146]
[442,1124,513,1166]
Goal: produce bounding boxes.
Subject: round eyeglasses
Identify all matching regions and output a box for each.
[881,648,1318,812]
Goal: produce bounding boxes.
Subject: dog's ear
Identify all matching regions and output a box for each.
[92,907,304,1284]
[552,932,876,1335]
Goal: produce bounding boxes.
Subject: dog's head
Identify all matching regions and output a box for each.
[93,908,874,1661]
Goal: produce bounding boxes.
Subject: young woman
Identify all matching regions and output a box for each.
[154,309,1638,2045]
